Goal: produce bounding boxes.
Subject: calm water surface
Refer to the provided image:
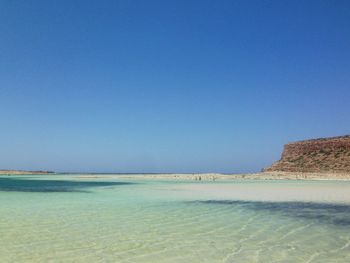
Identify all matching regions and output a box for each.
[1,175,350,262]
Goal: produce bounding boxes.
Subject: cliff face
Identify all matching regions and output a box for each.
[265,135,350,173]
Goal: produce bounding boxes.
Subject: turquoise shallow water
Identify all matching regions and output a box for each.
[1,175,350,262]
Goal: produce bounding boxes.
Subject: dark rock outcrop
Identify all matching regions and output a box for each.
[264,135,350,173]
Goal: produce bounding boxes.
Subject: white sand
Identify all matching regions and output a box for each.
[156,181,350,204]
[116,171,350,181]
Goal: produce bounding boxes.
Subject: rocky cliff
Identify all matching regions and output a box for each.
[264,135,350,173]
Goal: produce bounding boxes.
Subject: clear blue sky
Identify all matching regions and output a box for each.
[1,0,349,173]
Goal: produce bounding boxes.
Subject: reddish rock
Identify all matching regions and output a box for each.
[264,135,350,173]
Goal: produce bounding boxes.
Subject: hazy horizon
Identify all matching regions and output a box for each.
[1,0,349,173]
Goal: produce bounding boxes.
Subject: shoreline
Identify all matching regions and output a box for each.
[2,171,350,181]
[0,170,54,175]
[84,171,350,181]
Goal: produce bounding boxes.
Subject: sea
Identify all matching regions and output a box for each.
[1,174,350,262]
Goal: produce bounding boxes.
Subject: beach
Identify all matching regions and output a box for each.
[82,171,350,181]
